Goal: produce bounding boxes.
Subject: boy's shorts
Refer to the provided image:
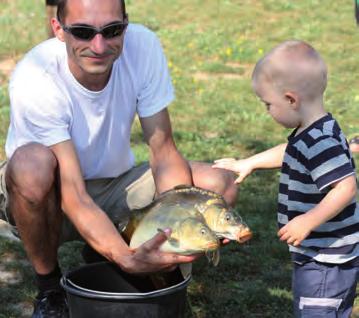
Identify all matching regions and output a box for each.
[0,161,156,242]
[292,259,358,318]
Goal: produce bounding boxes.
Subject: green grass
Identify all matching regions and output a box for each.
[0,1,358,317]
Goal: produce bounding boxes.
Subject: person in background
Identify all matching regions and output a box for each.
[213,40,358,317]
[0,0,237,317]
[45,0,59,38]
[351,0,359,153]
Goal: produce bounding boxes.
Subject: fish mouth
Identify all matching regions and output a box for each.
[236,229,253,243]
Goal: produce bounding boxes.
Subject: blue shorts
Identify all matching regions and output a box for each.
[292,260,358,318]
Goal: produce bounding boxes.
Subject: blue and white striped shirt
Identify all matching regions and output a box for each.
[278,113,359,264]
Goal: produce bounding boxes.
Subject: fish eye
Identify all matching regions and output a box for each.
[225,213,233,221]
[201,228,207,235]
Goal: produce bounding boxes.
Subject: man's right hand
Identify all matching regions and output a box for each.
[119,228,200,275]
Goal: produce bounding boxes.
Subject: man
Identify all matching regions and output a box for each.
[0,0,237,317]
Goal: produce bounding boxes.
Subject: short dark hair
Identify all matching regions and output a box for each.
[56,0,127,23]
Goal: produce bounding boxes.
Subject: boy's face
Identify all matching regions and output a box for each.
[253,78,299,129]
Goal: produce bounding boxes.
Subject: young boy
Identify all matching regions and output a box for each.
[213,40,359,317]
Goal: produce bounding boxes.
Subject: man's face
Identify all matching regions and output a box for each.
[59,0,126,87]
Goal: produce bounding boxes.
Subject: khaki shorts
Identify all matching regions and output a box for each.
[0,161,156,242]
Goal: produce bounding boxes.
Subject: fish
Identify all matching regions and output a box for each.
[153,185,253,243]
[124,203,220,257]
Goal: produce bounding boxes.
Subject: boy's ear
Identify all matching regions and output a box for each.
[284,92,300,109]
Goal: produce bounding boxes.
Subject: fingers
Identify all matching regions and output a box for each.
[212,158,237,169]
[213,158,236,163]
[142,228,171,250]
[278,227,290,241]
[234,174,246,184]
[277,229,301,246]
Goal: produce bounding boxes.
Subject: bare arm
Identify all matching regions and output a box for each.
[140,108,193,193]
[213,143,287,183]
[50,140,196,273]
[278,175,358,246]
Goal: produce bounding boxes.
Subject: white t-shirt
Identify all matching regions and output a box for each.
[6,24,174,179]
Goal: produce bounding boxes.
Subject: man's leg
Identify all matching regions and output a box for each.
[5,143,68,317]
[6,143,61,274]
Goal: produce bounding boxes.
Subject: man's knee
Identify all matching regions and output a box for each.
[191,162,238,206]
[212,169,238,206]
[6,143,58,203]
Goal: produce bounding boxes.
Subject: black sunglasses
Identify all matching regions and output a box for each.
[61,21,128,41]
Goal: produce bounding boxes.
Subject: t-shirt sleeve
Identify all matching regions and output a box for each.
[306,136,355,191]
[6,73,71,158]
[136,33,175,118]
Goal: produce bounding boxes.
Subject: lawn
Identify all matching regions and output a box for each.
[0,0,358,317]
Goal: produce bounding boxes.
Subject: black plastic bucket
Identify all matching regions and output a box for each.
[60,261,191,318]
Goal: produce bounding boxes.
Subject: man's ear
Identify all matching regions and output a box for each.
[51,18,65,42]
[284,91,300,109]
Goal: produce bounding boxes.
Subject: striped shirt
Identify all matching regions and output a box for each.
[278,113,359,264]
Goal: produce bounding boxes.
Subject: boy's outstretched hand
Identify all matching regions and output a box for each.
[277,214,313,247]
[212,158,254,184]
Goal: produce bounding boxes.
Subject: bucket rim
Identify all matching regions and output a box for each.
[60,263,191,300]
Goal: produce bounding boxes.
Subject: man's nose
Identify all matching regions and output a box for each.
[90,33,107,54]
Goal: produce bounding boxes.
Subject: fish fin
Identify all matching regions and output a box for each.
[205,251,211,264]
[117,218,129,232]
[179,263,192,279]
[173,184,192,190]
[195,203,207,214]
[167,237,179,246]
[205,249,220,266]
[212,249,220,267]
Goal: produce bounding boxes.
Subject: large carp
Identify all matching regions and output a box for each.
[153,185,252,243]
[121,185,252,254]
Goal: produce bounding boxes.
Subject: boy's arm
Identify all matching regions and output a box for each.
[213,143,287,183]
[278,175,358,246]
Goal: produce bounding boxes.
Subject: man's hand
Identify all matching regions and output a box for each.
[277,214,313,247]
[212,158,254,184]
[119,228,201,275]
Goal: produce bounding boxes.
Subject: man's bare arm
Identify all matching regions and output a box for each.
[140,108,193,193]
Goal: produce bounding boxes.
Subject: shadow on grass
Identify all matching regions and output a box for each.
[0,238,85,317]
[187,240,293,318]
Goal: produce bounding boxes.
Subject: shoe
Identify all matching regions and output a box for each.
[32,289,69,318]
